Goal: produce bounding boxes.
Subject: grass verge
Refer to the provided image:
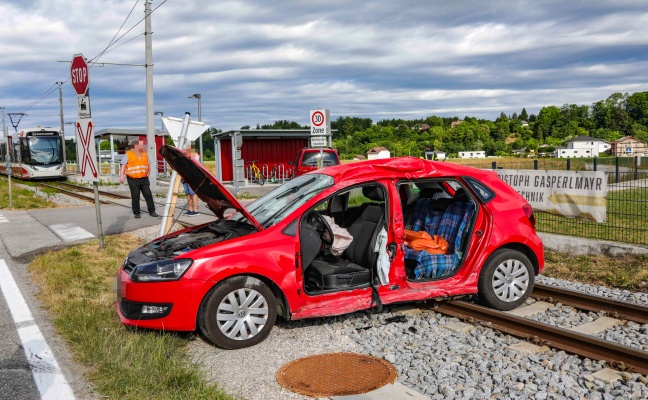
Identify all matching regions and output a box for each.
[28,234,232,400]
[0,176,56,209]
[543,250,648,291]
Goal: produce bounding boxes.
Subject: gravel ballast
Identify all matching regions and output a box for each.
[188,275,648,400]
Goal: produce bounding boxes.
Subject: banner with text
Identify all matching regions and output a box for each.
[496,169,608,222]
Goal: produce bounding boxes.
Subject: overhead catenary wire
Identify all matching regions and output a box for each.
[20,83,58,113]
[89,0,168,65]
[91,0,140,66]
[15,0,168,116]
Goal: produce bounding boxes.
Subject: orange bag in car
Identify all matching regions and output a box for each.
[404,229,449,255]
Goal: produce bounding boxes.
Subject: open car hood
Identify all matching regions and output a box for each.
[159,145,263,231]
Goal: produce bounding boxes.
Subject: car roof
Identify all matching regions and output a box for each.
[319,156,497,183]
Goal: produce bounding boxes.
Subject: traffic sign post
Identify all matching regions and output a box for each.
[71,53,103,248]
[310,109,331,169]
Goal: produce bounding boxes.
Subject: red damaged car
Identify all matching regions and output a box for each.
[117,145,544,349]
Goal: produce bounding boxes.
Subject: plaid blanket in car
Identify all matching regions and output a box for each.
[405,203,474,279]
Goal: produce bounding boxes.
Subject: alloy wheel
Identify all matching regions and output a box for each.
[216,288,269,340]
[491,259,530,302]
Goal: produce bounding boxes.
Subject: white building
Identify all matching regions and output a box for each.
[367,146,390,160]
[458,151,485,159]
[553,136,611,158]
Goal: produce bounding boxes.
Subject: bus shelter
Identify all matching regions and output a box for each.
[94,128,169,178]
[211,129,333,185]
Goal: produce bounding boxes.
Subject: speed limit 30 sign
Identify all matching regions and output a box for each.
[310,109,330,136]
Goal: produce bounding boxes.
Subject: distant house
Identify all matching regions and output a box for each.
[512,148,526,156]
[433,151,446,160]
[609,136,648,157]
[419,124,430,131]
[521,120,529,127]
[353,154,366,161]
[554,136,610,158]
[367,147,390,160]
[458,151,485,159]
[552,146,567,158]
[450,121,464,128]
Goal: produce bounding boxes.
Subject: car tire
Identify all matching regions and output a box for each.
[478,249,534,311]
[198,276,277,349]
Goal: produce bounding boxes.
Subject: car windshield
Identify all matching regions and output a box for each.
[301,151,338,166]
[230,173,334,228]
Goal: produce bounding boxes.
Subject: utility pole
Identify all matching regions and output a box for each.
[188,93,203,164]
[1,108,12,206]
[57,82,67,173]
[144,0,157,184]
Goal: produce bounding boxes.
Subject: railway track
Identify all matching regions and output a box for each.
[430,284,648,375]
[37,181,138,207]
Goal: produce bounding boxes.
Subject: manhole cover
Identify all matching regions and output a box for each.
[276,352,397,397]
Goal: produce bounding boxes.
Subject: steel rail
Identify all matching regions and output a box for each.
[52,181,131,200]
[532,283,648,324]
[37,182,111,205]
[431,301,648,375]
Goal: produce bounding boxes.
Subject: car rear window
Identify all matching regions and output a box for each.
[301,151,339,166]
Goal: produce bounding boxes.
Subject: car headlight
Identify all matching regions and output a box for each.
[130,259,193,282]
[32,166,39,171]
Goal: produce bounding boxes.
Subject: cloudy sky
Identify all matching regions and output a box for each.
[1,0,647,137]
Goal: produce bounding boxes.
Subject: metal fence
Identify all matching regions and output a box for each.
[467,157,648,246]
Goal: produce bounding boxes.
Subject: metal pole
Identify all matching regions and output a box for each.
[198,96,203,165]
[189,94,203,164]
[93,182,105,249]
[144,0,157,185]
[57,82,67,174]
[159,112,191,237]
[1,108,12,207]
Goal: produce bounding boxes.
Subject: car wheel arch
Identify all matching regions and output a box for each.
[197,273,291,326]
[477,247,535,311]
[496,242,540,275]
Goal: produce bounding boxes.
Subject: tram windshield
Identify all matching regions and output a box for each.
[27,136,62,164]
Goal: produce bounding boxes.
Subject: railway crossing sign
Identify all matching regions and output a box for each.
[70,54,89,96]
[75,118,98,182]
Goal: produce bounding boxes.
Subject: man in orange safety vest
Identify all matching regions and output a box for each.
[119,138,158,218]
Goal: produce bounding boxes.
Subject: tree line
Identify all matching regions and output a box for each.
[233,91,648,159]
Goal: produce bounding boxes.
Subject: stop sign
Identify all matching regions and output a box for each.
[70,54,89,95]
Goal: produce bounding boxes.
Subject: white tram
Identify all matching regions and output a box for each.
[0,126,65,180]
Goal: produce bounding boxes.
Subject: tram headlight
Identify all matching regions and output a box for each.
[55,165,62,170]
[32,166,39,171]
[130,259,193,282]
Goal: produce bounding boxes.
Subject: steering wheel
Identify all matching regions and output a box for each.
[308,212,334,246]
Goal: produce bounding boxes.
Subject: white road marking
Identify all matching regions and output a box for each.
[0,213,8,223]
[49,223,94,241]
[0,259,75,399]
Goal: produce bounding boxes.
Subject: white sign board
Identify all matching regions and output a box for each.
[310,109,330,136]
[311,136,327,147]
[496,169,608,222]
[74,118,98,182]
[162,117,210,144]
[77,95,90,119]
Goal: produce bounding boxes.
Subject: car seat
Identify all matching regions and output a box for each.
[305,186,385,291]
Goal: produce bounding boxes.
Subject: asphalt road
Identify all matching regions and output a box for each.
[0,243,82,399]
[0,247,40,399]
